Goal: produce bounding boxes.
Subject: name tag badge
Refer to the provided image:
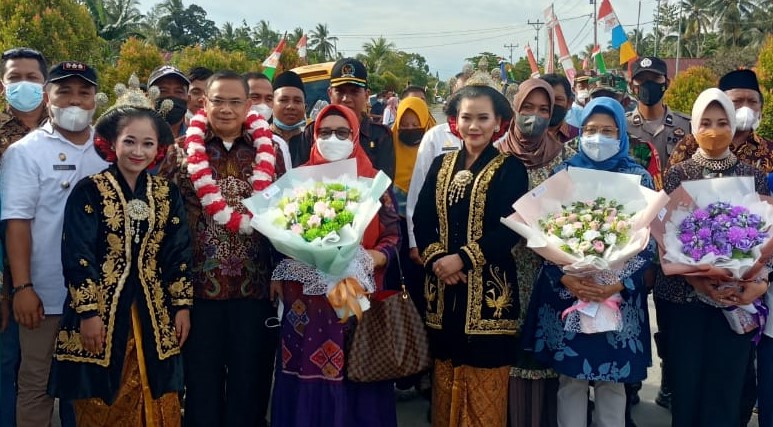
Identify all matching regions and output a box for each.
[54,164,76,171]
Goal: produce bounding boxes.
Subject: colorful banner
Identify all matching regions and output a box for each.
[261,38,286,81]
[597,0,638,65]
[592,45,607,74]
[545,4,577,84]
[525,44,540,77]
[296,34,307,62]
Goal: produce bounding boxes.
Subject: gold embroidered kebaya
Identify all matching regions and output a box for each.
[54,170,193,366]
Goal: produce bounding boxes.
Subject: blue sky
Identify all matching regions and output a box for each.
[137,0,659,79]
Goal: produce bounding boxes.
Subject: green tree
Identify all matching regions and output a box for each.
[663,66,717,114]
[710,0,760,48]
[288,27,305,47]
[0,0,109,69]
[755,35,773,140]
[705,46,760,77]
[309,23,337,62]
[156,0,218,50]
[680,0,713,57]
[101,37,163,103]
[79,0,144,45]
[464,52,500,72]
[253,20,279,49]
[362,37,396,75]
[171,45,258,74]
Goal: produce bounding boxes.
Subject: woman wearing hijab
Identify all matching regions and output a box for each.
[657,88,769,427]
[391,96,433,395]
[269,104,401,427]
[414,84,528,427]
[525,98,654,427]
[498,78,577,427]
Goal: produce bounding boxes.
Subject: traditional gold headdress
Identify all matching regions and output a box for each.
[96,73,174,118]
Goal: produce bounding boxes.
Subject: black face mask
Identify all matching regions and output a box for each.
[637,81,667,106]
[549,105,568,127]
[398,129,425,146]
[156,96,188,126]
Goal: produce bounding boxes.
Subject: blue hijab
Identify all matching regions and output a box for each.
[565,97,640,172]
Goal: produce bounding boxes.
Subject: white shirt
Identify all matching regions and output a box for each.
[405,123,462,248]
[0,122,108,315]
[272,134,293,171]
[382,109,396,127]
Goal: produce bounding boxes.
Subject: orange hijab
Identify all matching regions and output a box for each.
[306,104,381,248]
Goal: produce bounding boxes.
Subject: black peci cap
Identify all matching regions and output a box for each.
[273,71,305,95]
[47,61,98,86]
[719,69,761,95]
[330,58,368,88]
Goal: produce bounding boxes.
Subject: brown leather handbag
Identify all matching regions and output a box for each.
[347,255,431,382]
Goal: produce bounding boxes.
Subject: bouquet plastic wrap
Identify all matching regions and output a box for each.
[651,176,773,335]
[243,159,392,320]
[502,167,669,333]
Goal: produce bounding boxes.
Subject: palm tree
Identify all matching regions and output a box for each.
[309,23,338,61]
[362,36,396,74]
[288,27,305,47]
[253,20,280,49]
[709,0,760,47]
[79,0,144,42]
[681,0,713,57]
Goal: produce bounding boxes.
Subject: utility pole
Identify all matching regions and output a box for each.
[591,0,597,49]
[654,0,661,56]
[527,20,545,64]
[503,43,519,64]
[635,0,642,53]
[675,0,683,77]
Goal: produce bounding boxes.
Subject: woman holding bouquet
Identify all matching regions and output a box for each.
[414,84,529,427]
[526,97,655,427]
[657,88,769,427]
[497,78,576,427]
[269,104,400,427]
[48,102,193,425]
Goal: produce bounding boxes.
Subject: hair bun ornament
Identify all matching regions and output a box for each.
[97,73,159,116]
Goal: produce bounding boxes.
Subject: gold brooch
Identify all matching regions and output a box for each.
[126,199,150,244]
[448,170,473,206]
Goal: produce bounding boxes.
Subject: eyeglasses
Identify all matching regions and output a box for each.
[318,127,352,139]
[582,126,618,138]
[207,97,246,108]
[1,48,44,61]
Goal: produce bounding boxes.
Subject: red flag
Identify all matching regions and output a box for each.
[296,34,307,61]
[525,44,540,77]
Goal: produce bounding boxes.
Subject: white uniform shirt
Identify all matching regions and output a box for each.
[405,123,462,248]
[272,134,293,171]
[1,122,108,315]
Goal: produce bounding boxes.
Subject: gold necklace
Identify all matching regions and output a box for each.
[448,170,474,206]
[691,150,737,171]
[126,199,150,244]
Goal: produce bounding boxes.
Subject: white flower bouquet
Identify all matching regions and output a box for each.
[502,167,669,333]
[243,159,392,319]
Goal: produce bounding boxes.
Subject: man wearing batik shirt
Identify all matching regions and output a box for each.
[0,46,50,427]
[160,71,286,427]
[668,69,773,173]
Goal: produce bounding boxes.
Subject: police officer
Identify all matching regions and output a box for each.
[304,58,395,179]
[626,57,691,175]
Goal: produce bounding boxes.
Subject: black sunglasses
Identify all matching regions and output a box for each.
[2,48,44,61]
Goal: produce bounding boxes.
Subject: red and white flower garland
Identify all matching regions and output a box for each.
[184,109,276,234]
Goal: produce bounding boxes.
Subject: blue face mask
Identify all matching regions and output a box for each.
[274,116,306,131]
[5,81,44,112]
[580,134,621,162]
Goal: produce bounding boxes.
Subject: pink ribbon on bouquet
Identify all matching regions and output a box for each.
[561,294,623,321]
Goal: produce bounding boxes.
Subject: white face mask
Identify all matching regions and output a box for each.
[50,105,95,132]
[576,89,590,104]
[251,103,273,121]
[735,106,760,131]
[581,134,621,162]
[317,136,354,162]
